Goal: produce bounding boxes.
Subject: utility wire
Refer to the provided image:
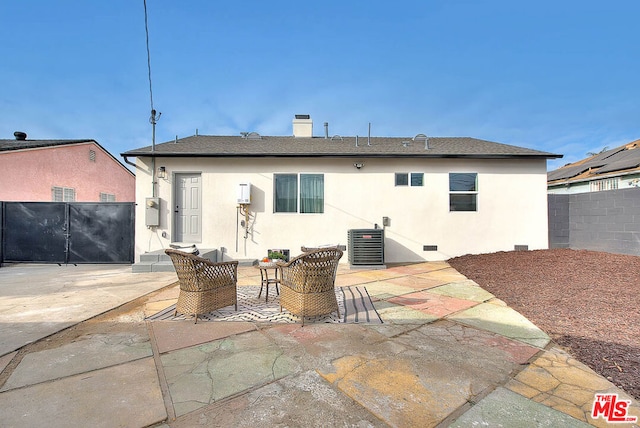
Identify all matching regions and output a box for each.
[143,0,160,198]
[143,0,155,115]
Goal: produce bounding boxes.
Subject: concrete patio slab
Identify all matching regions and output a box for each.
[169,370,387,427]
[398,320,542,366]
[350,268,405,281]
[385,261,451,275]
[318,327,522,428]
[385,273,451,290]
[0,357,166,428]
[263,323,409,374]
[506,346,640,426]
[335,272,377,287]
[387,290,479,318]
[160,330,297,417]
[428,279,496,302]
[0,264,176,356]
[450,387,592,427]
[1,260,637,428]
[1,329,152,391]
[375,302,440,324]
[447,301,552,348]
[151,320,257,354]
[416,266,468,283]
[363,280,416,299]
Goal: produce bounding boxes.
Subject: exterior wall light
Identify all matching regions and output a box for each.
[158,166,166,179]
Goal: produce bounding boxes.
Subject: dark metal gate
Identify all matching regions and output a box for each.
[1,202,134,264]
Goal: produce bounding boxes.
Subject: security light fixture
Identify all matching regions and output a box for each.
[158,166,166,179]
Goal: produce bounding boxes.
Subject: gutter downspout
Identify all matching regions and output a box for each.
[123,155,137,169]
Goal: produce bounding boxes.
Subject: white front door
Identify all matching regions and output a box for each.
[174,173,202,243]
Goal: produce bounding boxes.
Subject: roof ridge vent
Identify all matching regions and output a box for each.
[241,132,262,140]
[330,135,343,141]
[14,131,27,140]
[413,133,429,149]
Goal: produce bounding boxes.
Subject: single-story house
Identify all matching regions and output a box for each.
[548,139,640,194]
[122,115,561,264]
[0,132,135,202]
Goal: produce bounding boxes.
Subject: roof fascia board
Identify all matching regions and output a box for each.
[124,152,560,160]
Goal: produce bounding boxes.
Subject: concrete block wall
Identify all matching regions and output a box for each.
[548,188,640,256]
[548,194,570,249]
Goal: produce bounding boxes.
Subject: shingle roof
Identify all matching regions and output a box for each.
[122,135,561,159]
[547,139,640,184]
[0,139,95,152]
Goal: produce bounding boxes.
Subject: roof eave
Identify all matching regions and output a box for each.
[548,168,640,186]
[121,152,561,160]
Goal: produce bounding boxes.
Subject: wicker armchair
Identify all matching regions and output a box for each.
[277,248,343,325]
[165,249,238,323]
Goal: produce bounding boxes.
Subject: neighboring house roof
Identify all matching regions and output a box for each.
[122,135,561,159]
[0,138,95,152]
[547,139,640,185]
[0,138,135,177]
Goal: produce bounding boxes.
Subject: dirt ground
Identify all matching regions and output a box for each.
[448,248,640,401]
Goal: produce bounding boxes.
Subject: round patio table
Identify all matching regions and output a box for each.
[254,263,280,302]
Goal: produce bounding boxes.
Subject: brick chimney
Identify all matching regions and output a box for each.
[292,115,312,137]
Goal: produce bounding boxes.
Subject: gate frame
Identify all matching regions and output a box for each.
[1,201,135,266]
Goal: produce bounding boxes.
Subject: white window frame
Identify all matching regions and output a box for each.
[395,172,424,187]
[449,172,478,212]
[273,173,325,214]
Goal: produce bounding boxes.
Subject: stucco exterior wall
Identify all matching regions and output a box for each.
[0,143,134,202]
[136,158,548,263]
[134,156,549,263]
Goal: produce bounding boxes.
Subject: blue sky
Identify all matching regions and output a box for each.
[2,1,639,170]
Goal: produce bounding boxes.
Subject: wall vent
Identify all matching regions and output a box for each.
[423,245,438,251]
[514,245,529,251]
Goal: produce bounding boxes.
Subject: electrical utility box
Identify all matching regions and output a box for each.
[237,182,251,204]
[347,229,385,265]
[145,197,160,227]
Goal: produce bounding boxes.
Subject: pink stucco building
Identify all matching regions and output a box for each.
[0,133,134,202]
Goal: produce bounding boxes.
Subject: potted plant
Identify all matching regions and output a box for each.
[268,250,287,262]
